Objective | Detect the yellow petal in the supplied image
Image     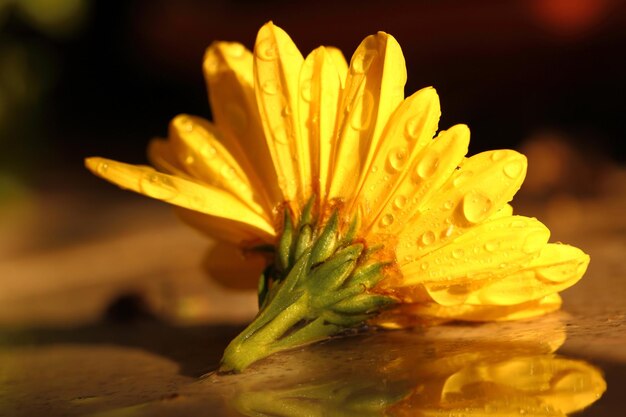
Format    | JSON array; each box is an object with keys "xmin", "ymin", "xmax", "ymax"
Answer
[
  {"xmin": 203, "ymin": 41, "xmax": 281, "ymax": 209},
  {"xmin": 395, "ymin": 149, "xmax": 528, "ymax": 263},
  {"xmin": 353, "ymin": 87, "xmax": 440, "ymax": 226},
  {"xmin": 464, "ymin": 244, "xmax": 589, "ymax": 306},
  {"xmin": 406, "ymin": 293, "xmax": 563, "ymax": 322},
  {"xmin": 254, "ymin": 22, "xmax": 306, "ymax": 210},
  {"xmin": 365, "ymin": 123, "xmax": 468, "ymax": 238},
  {"xmin": 298, "ymin": 46, "xmax": 342, "ymax": 203},
  {"xmin": 394, "ymin": 215, "xmax": 550, "ymax": 299},
  {"xmin": 147, "ymin": 138, "xmax": 189, "ymax": 178},
  {"xmin": 168, "ymin": 114, "xmax": 267, "ymax": 217},
  {"xmin": 328, "ymin": 32, "xmax": 407, "ymax": 203},
  {"xmin": 324, "ymin": 46, "xmax": 348, "ymax": 87},
  {"xmin": 204, "ymin": 242, "xmax": 268, "ymax": 290},
  {"xmin": 85, "ymin": 157, "xmax": 275, "ymax": 239},
  {"xmin": 176, "ymin": 208, "xmax": 274, "ymax": 245},
  {"xmin": 490, "ymin": 202, "xmax": 514, "ymax": 219}
]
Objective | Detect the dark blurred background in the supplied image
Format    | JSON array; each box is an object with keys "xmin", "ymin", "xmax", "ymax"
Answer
[{"xmin": 1, "ymin": 0, "xmax": 625, "ymax": 198}]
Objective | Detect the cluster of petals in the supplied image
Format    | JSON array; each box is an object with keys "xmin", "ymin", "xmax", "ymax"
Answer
[{"xmin": 86, "ymin": 22, "xmax": 589, "ymax": 323}]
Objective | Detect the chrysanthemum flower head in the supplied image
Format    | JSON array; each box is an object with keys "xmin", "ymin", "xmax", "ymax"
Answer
[{"xmin": 86, "ymin": 22, "xmax": 589, "ymax": 372}]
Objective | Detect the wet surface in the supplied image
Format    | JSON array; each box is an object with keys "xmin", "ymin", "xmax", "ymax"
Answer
[{"xmin": 0, "ymin": 308, "xmax": 623, "ymax": 416}]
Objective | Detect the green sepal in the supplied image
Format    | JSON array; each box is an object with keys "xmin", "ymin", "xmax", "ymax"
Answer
[
  {"xmin": 332, "ymin": 294, "xmax": 395, "ymax": 315},
  {"xmin": 310, "ymin": 211, "xmax": 339, "ymax": 265},
  {"xmin": 347, "ymin": 262, "xmax": 388, "ymax": 288},
  {"xmin": 277, "ymin": 211, "xmax": 293, "ymax": 272},
  {"xmin": 219, "ymin": 209, "xmax": 397, "ymax": 373}
]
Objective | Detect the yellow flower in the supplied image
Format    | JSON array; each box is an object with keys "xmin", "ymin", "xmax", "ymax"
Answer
[{"xmin": 85, "ymin": 22, "xmax": 589, "ymax": 371}]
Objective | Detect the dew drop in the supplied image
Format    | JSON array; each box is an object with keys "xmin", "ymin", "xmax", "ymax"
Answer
[
  {"xmin": 484, "ymin": 241, "xmax": 498, "ymax": 252},
  {"xmin": 97, "ymin": 162, "xmax": 108, "ymax": 174},
  {"xmin": 204, "ymin": 55, "xmax": 220, "ymax": 76},
  {"xmin": 452, "ymin": 248, "xmax": 464, "ymax": 259},
  {"xmin": 139, "ymin": 173, "xmax": 178, "ymax": 201},
  {"xmin": 350, "ymin": 91, "xmax": 374, "ymax": 131},
  {"xmin": 420, "ymin": 262, "xmax": 429, "ymax": 271},
  {"xmin": 461, "ymin": 191, "xmax": 493, "ymax": 224},
  {"xmin": 184, "ymin": 155, "xmax": 194, "ymax": 165},
  {"xmin": 272, "ymin": 124, "xmax": 290, "ymax": 144},
  {"xmin": 370, "ymin": 165, "xmax": 379, "ymax": 173},
  {"xmin": 221, "ymin": 165, "xmax": 235, "ymax": 179},
  {"xmin": 380, "ymin": 213, "xmax": 394, "ymax": 227},
  {"xmin": 404, "ymin": 116, "xmax": 424, "ymax": 140},
  {"xmin": 420, "ymin": 230, "xmax": 436, "ymax": 246},
  {"xmin": 201, "ymin": 146, "xmax": 217, "ymax": 159},
  {"xmin": 443, "ymin": 200, "xmax": 454, "ymax": 210},
  {"xmin": 393, "ymin": 195, "xmax": 407, "ymax": 209},
  {"xmin": 227, "ymin": 43, "xmax": 246, "ymax": 58},
  {"xmin": 491, "ymin": 150, "xmax": 506, "ymax": 161},
  {"xmin": 522, "ymin": 230, "xmax": 548, "ymax": 254},
  {"xmin": 503, "ymin": 159, "xmax": 523, "ymax": 179},
  {"xmin": 416, "ymin": 152, "xmax": 439, "ymax": 179},
  {"xmin": 281, "ymin": 105, "xmax": 292, "ymax": 117},
  {"xmin": 256, "ymin": 39, "xmax": 277, "ymax": 61},
  {"xmin": 300, "ymin": 79, "xmax": 312, "ymax": 102},
  {"xmin": 351, "ymin": 50, "xmax": 377, "ymax": 74},
  {"xmin": 178, "ymin": 116, "xmax": 194, "ymax": 132},
  {"xmin": 261, "ymin": 79, "xmax": 279, "ymax": 95},
  {"xmin": 453, "ymin": 171, "xmax": 473, "ymax": 187},
  {"xmin": 511, "ymin": 219, "xmax": 527, "ymax": 228},
  {"xmin": 387, "ymin": 146, "xmax": 408, "ymax": 171}
]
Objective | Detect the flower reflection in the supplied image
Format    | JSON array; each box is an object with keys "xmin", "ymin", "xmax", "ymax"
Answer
[
  {"xmin": 228, "ymin": 319, "xmax": 605, "ymax": 417},
  {"xmin": 91, "ymin": 319, "xmax": 606, "ymax": 417}
]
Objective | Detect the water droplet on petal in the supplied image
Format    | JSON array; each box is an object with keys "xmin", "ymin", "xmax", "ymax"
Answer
[
  {"xmin": 421, "ymin": 262, "xmax": 429, "ymax": 271},
  {"xmin": 139, "ymin": 173, "xmax": 179, "ymax": 201},
  {"xmin": 462, "ymin": 191, "xmax": 493, "ymax": 224},
  {"xmin": 204, "ymin": 55, "xmax": 220, "ymax": 76},
  {"xmin": 351, "ymin": 50, "xmax": 377, "ymax": 74},
  {"xmin": 387, "ymin": 146, "xmax": 408, "ymax": 171},
  {"xmin": 178, "ymin": 116, "xmax": 194, "ymax": 132},
  {"xmin": 221, "ymin": 165, "xmax": 235, "ymax": 179},
  {"xmin": 522, "ymin": 230, "xmax": 548, "ymax": 254},
  {"xmin": 511, "ymin": 219, "xmax": 527, "ymax": 228},
  {"xmin": 484, "ymin": 241, "xmax": 498, "ymax": 252},
  {"xmin": 420, "ymin": 230, "xmax": 436, "ymax": 246},
  {"xmin": 184, "ymin": 155, "xmax": 194, "ymax": 165},
  {"xmin": 272, "ymin": 124, "xmax": 290, "ymax": 144},
  {"xmin": 261, "ymin": 79, "xmax": 279, "ymax": 95},
  {"xmin": 404, "ymin": 116, "xmax": 424, "ymax": 140},
  {"xmin": 453, "ymin": 171, "xmax": 473, "ymax": 187},
  {"xmin": 443, "ymin": 200, "xmax": 454, "ymax": 210},
  {"xmin": 97, "ymin": 162, "xmax": 108, "ymax": 174},
  {"xmin": 380, "ymin": 213, "xmax": 394, "ymax": 227},
  {"xmin": 393, "ymin": 195, "xmax": 407, "ymax": 209},
  {"xmin": 300, "ymin": 78, "xmax": 312, "ymax": 102},
  {"xmin": 201, "ymin": 145, "xmax": 217, "ymax": 159},
  {"xmin": 256, "ymin": 39, "xmax": 277, "ymax": 61},
  {"xmin": 503, "ymin": 159, "xmax": 523, "ymax": 178},
  {"xmin": 370, "ymin": 165, "xmax": 378, "ymax": 173},
  {"xmin": 416, "ymin": 152, "xmax": 439, "ymax": 179},
  {"xmin": 281, "ymin": 105, "xmax": 292, "ymax": 117},
  {"xmin": 350, "ymin": 91, "xmax": 374, "ymax": 131},
  {"xmin": 227, "ymin": 43, "xmax": 246, "ymax": 58},
  {"xmin": 452, "ymin": 248, "xmax": 464, "ymax": 259},
  {"xmin": 490, "ymin": 150, "xmax": 506, "ymax": 161}
]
